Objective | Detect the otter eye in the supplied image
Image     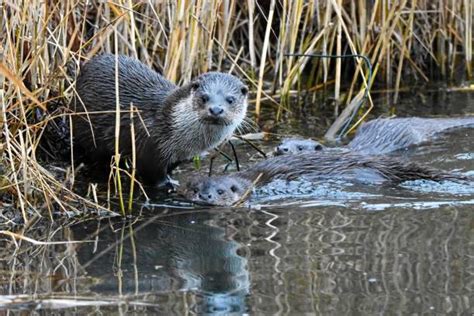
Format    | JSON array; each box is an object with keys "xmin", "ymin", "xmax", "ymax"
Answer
[
  {"xmin": 315, "ymin": 144, "xmax": 323, "ymax": 151},
  {"xmin": 201, "ymin": 94, "xmax": 210, "ymax": 103},
  {"xmin": 230, "ymin": 185, "xmax": 238, "ymax": 193},
  {"xmin": 226, "ymin": 96, "xmax": 235, "ymax": 104},
  {"xmin": 241, "ymin": 86, "xmax": 248, "ymax": 95},
  {"xmin": 192, "ymin": 82, "xmax": 200, "ymax": 90},
  {"xmin": 297, "ymin": 146, "xmax": 303, "ymax": 151},
  {"xmin": 217, "ymin": 189, "xmax": 224, "ymax": 195}
]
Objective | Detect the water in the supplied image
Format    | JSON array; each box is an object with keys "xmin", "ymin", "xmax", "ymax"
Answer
[{"xmin": 0, "ymin": 89, "xmax": 473, "ymax": 314}]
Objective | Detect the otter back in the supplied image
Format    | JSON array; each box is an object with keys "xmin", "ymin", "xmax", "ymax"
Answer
[
  {"xmin": 71, "ymin": 54, "xmax": 176, "ymax": 162},
  {"xmin": 349, "ymin": 117, "xmax": 474, "ymax": 154}
]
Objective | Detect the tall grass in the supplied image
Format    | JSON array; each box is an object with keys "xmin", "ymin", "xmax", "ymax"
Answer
[{"xmin": 0, "ymin": 0, "xmax": 472, "ymax": 218}]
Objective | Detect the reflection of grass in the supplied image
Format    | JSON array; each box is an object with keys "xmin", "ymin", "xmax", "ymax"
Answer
[{"xmin": 1, "ymin": 1, "xmax": 472, "ymax": 219}]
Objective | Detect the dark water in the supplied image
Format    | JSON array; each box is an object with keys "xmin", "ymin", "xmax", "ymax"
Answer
[{"xmin": 1, "ymin": 90, "xmax": 473, "ymax": 314}]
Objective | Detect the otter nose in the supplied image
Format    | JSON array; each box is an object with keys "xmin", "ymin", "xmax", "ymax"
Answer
[
  {"xmin": 199, "ymin": 193, "xmax": 213, "ymax": 201},
  {"xmin": 276, "ymin": 146, "xmax": 289, "ymax": 154},
  {"xmin": 209, "ymin": 106, "xmax": 224, "ymax": 117}
]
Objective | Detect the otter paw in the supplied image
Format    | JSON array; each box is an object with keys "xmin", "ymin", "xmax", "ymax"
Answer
[{"xmin": 157, "ymin": 176, "xmax": 180, "ymax": 193}]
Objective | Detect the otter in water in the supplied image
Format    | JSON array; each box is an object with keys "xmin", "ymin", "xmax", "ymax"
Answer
[
  {"xmin": 182, "ymin": 151, "xmax": 465, "ymax": 206},
  {"xmin": 275, "ymin": 116, "xmax": 474, "ymax": 156},
  {"xmin": 274, "ymin": 138, "xmax": 324, "ymax": 155},
  {"xmin": 71, "ymin": 54, "xmax": 248, "ymax": 186},
  {"xmin": 348, "ymin": 116, "xmax": 474, "ymax": 154}
]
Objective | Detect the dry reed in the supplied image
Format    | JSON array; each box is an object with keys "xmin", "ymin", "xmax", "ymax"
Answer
[{"xmin": 0, "ymin": 0, "xmax": 472, "ymax": 219}]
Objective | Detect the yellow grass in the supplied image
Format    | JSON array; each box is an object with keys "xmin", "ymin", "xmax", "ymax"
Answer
[{"xmin": 0, "ymin": 0, "xmax": 472, "ymax": 219}]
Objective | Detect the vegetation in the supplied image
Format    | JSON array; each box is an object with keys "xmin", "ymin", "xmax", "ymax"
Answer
[{"xmin": 0, "ymin": 0, "xmax": 472, "ymax": 220}]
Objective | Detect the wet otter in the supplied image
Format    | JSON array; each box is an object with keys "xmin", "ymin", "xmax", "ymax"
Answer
[
  {"xmin": 274, "ymin": 138, "xmax": 324, "ymax": 155},
  {"xmin": 349, "ymin": 116, "xmax": 474, "ymax": 154},
  {"xmin": 275, "ymin": 117, "xmax": 474, "ymax": 156},
  {"xmin": 184, "ymin": 175, "xmax": 253, "ymax": 206},
  {"xmin": 183, "ymin": 151, "xmax": 466, "ymax": 206},
  {"xmin": 71, "ymin": 54, "xmax": 248, "ymax": 186}
]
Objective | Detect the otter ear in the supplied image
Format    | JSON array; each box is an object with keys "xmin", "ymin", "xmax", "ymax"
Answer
[
  {"xmin": 240, "ymin": 86, "xmax": 248, "ymax": 96},
  {"xmin": 191, "ymin": 81, "xmax": 200, "ymax": 90},
  {"xmin": 230, "ymin": 185, "xmax": 239, "ymax": 193}
]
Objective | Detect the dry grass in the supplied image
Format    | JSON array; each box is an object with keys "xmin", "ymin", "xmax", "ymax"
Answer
[{"xmin": 0, "ymin": 0, "xmax": 472, "ymax": 219}]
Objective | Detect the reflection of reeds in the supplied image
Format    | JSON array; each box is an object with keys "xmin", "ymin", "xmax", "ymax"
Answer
[
  {"xmin": 1, "ymin": 1, "xmax": 472, "ymax": 216},
  {"xmin": 0, "ymin": 205, "xmax": 471, "ymax": 313}
]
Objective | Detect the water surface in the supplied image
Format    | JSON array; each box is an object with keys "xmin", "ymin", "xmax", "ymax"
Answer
[{"xmin": 0, "ymin": 89, "xmax": 473, "ymax": 314}]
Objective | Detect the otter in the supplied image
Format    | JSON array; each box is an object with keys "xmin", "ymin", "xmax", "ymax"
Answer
[
  {"xmin": 71, "ymin": 54, "xmax": 248, "ymax": 186},
  {"xmin": 274, "ymin": 138, "xmax": 325, "ymax": 155},
  {"xmin": 348, "ymin": 116, "xmax": 474, "ymax": 154},
  {"xmin": 275, "ymin": 117, "xmax": 474, "ymax": 156},
  {"xmin": 182, "ymin": 151, "xmax": 466, "ymax": 206},
  {"xmin": 184, "ymin": 175, "xmax": 253, "ymax": 206}
]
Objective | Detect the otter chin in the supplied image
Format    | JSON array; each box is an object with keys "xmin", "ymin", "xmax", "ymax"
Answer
[
  {"xmin": 71, "ymin": 55, "xmax": 248, "ymax": 187},
  {"xmin": 201, "ymin": 117, "xmax": 233, "ymax": 126}
]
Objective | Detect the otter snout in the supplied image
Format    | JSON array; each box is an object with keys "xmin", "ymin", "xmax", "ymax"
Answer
[
  {"xmin": 204, "ymin": 93, "xmax": 230, "ymax": 118},
  {"xmin": 209, "ymin": 105, "xmax": 224, "ymax": 117},
  {"xmin": 199, "ymin": 193, "xmax": 214, "ymax": 201},
  {"xmin": 275, "ymin": 146, "xmax": 290, "ymax": 155}
]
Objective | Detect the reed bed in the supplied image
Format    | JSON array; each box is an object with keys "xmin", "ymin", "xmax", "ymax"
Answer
[{"xmin": 0, "ymin": 0, "xmax": 472, "ymax": 219}]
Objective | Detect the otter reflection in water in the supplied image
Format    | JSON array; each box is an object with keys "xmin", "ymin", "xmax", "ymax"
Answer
[
  {"xmin": 275, "ymin": 116, "xmax": 474, "ymax": 156},
  {"xmin": 182, "ymin": 151, "xmax": 466, "ymax": 206},
  {"xmin": 73, "ymin": 213, "xmax": 249, "ymax": 313}
]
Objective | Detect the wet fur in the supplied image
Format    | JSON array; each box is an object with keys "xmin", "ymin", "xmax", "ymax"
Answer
[
  {"xmin": 276, "ymin": 117, "xmax": 474, "ymax": 156},
  {"xmin": 241, "ymin": 151, "xmax": 466, "ymax": 184},
  {"xmin": 350, "ymin": 117, "xmax": 474, "ymax": 154},
  {"xmin": 71, "ymin": 54, "xmax": 247, "ymax": 185},
  {"xmin": 184, "ymin": 151, "xmax": 466, "ymax": 205}
]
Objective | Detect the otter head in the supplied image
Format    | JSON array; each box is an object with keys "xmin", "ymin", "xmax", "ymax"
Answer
[
  {"xmin": 190, "ymin": 72, "xmax": 248, "ymax": 128},
  {"xmin": 274, "ymin": 138, "xmax": 324, "ymax": 155},
  {"xmin": 182, "ymin": 175, "xmax": 251, "ymax": 206}
]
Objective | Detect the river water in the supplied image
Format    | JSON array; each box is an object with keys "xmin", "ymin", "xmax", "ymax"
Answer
[{"xmin": 0, "ymin": 89, "xmax": 473, "ymax": 314}]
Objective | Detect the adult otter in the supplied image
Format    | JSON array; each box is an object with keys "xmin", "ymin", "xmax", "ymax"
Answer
[
  {"xmin": 71, "ymin": 54, "xmax": 248, "ymax": 186},
  {"xmin": 182, "ymin": 151, "xmax": 466, "ymax": 206},
  {"xmin": 275, "ymin": 117, "xmax": 474, "ymax": 156}
]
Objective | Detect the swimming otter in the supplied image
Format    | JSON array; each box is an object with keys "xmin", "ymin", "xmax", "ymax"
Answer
[
  {"xmin": 275, "ymin": 117, "xmax": 474, "ymax": 156},
  {"xmin": 274, "ymin": 138, "xmax": 325, "ymax": 155},
  {"xmin": 182, "ymin": 151, "xmax": 466, "ymax": 206},
  {"xmin": 71, "ymin": 54, "xmax": 248, "ymax": 186},
  {"xmin": 349, "ymin": 116, "xmax": 474, "ymax": 154}
]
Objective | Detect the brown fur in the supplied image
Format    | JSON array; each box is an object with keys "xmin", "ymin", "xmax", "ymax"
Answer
[
  {"xmin": 276, "ymin": 117, "xmax": 474, "ymax": 155},
  {"xmin": 71, "ymin": 54, "xmax": 248, "ymax": 185},
  {"xmin": 182, "ymin": 151, "xmax": 467, "ymax": 206}
]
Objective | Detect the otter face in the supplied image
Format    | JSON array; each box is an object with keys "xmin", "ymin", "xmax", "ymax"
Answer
[
  {"xmin": 191, "ymin": 72, "xmax": 248, "ymax": 127},
  {"xmin": 275, "ymin": 138, "xmax": 324, "ymax": 155},
  {"xmin": 182, "ymin": 175, "xmax": 250, "ymax": 206}
]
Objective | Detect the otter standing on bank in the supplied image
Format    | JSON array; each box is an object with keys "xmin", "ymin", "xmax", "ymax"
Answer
[
  {"xmin": 182, "ymin": 151, "xmax": 466, "ymax": 206},
  {"xmin": 71, "ymin": 54, "xmax": 248, "ymax": 186}
]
